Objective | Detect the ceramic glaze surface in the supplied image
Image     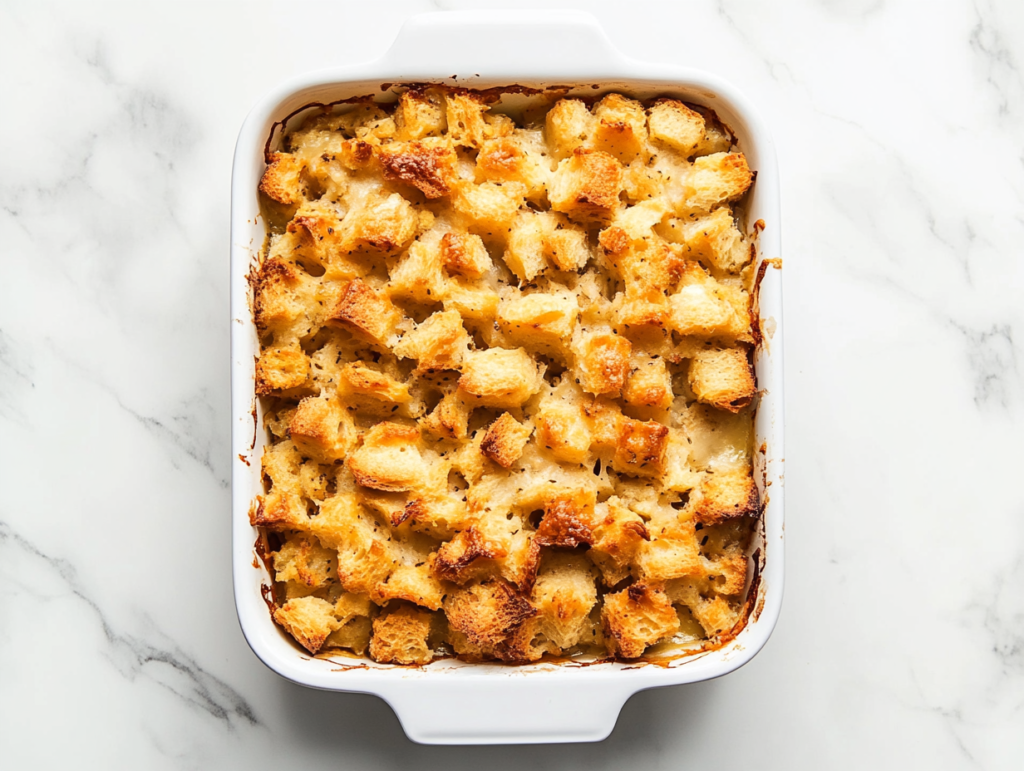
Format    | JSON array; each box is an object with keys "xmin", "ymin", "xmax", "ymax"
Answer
[{"xmin": 1, "ymin": 0, "xmax": 1021, "ymax": 766}]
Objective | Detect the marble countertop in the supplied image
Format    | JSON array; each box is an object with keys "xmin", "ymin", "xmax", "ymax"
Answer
[{"xmin": 2, "ymin": 0, "xmax": 1021, "ymax": 767}]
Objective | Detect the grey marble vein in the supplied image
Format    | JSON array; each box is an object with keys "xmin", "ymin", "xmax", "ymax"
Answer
[{"xmin": 0, "ymin": 520, "xmax": 260, "ymax": 730}]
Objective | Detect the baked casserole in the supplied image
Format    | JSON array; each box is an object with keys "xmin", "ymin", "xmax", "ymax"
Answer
[{"xmin": 250, "ymin": 86, "xmax": 761, "ymax": 665}]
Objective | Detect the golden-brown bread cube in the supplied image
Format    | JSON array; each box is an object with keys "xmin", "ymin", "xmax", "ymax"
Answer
[
  {"xmin": 677, "ymin": 207, "xmax": 751, "ymax": 272},
  {"xmin": 372, "ymin": 563, "xmax": 446, "ymax": 611},
  {"xmin": 393, "ymin": 310, "xmax": 471, "ymax": 373},
  {"xmin": 666, "ymin": 579, "xmax": 738, "ymax": 635},
  {"xmin": 251, "ymin": 441, "xmax": 310, "ymax": 531},
  {"xmin": 601, "ymin": 583, "xmax": 679, "ymax": 658},
  {"xmin": 530, "ymin": 552, "xmax": 599, "ymax": 649},
  {"xmin": 636, "ymin": 521, "xmax": 704, "ymax": 582},
  {"xmin": 544, "ymin": 223, "xmax": 591, "ymax": 272},
  {"xmin": 685, "ymin": 152, "xmax": 753, "ymax": 210},
  {"xmin": 688, "ymin": 348, "xmax": 756, "ymax": 412},
  {"xmin": 574, "ymin": 331, "xmax": 632, "ymax": 396},
  {"xmin": 613, "ymin": 418, "xmax": 670, "ymax": 477},
  {"xmin": 387, "ymin": 233, "xmax": 449, "ymax": 304},
  {"xmin": 259, "ymin": 152, "xmax": 304, "ymax": 205},
  {"xmin": 457, "ymin": 347, "xmax": 544, "ymax": 408},
  {"xmin": 432, "ymin": 526, "xmax": 500, "ymax": 584},
  {"xmin": 324, "ymin": 616, "xmax": 373, "ymax": 655},
  {"xmin": 669, "ymin": 262, "xmax": 750, "ymax": 340},
  {"xmin": 369, "ymin": 604, "xmax": 436, "ymax": 665},
  {"xmin": 421, "ymin": 391, "xmax": 471, "ymax": 441},
  {"xmin": 321, "ymin": 593, "xmax": 375, "ymax": 654},
  {"xmin": 347, "ymin": 422, "xmax": 429, "ymax": 493},
  {"xmin": 545, "ymin": 98, "xmax": 594, "ymax": 158},
  {"xmin": 451, "ymin": 180, "xmax": 525, "ymax": 235},
  {"xmin": 622, "ymin": 353, "xmax": 673, "ymax": 408},
  {"xmin": 582, "ymin": 397, "xmax": 625, "ymax": 451},
  {"xmin": 504, "ymin": 210, "xmax": 548, "ymax": 281},
  {"xmin": 338, "ymin": 363, "xmax": 411, "ymax": 405},
  {"xmin": 588, "ymin": 497, "xmax": 650, "ymax": 586},
  {"xmin": 445, "ymin": 92, "xmax": 512, "ymax": 149},
  {"xmin": 497, "ymin": 290, "xmax": 578, "ymax": 361},
  {"xmin": 475, "ymin": 134, "xmax": 551, "ymax": 199},
  {"xmin": 549, "ymin": 150, "xmax": 623, "ymax": 224},
  {"xmin": 647, "ymin": 100, "xmax": 706, "ymax": 156},
  {"xmin": 480, "ymin": 412, "xmax": 532, "ymax": 468},
  {"xmin": 273, "ymin": 534, "xmax": 337, "ymax": 589},
  {"xmin": 534, "ymin": 488, "xmax": 596, "ymax": 548},
  {"xmin": 535, "ymin": 392, "xmax": 592, "ymax": 465},
  {"xmin": 287, "ymin": 395, "xmax": 356, "ymax": 463},
  {"xmin": 443, "ymin": 278, "xmax": 501, "ymax": 321},
  {"xmin": 377, "ymin": 138, "xmax": 457, "ymax": 199},
  {"xmin": 444, "ymin": 580, "xmax": 537, "ymax": 650},
  {"xmin": 309, "ymin": 493, "xmax": 395, "ymax": 595},
  {"xmin": 694, "ymin": 466, "xmax": 760, "ymax": 525},
  {"xmin": 325, "ymin": 278, "xmax": 403, "ymax": 347},
  {"xmin": 394, "ymin": 89, "xmax": 446, "ymax": 140},
  {"xmin": 255, "ymin": 345, "xmax": 310, "ymax": 396},
  {"xmin": 341, "ymin": 191, "xmax": 420, "ymax": 253},
  {"xmin": 590, "ymin": 93, "xmax": 648, "ymax": 163},
  {"xmin": 252, "ymin": 256, "xmax": 317, "ymax": 337},
  {"xmin": 705, "ymin": 552, "xmax": 749, "ymax": 597},
  {"xmin": 440, "ymin": 231, "xmax": 492, "ymax": 279},
  {"xmin": 274, "ymin": 597, "xmax": 340, "ymax": 654},
  {"xmin": 505, "ymin": 210, "xmax": 591, "ymax": 282}
]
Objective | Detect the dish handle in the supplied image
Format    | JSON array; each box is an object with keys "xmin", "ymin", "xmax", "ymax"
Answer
[
  {"xmin": 376, "ymin": 10, "xmax": 627, "ymax": 78},
  {"xmin": 377, "ymin": 677, "xmax": 636, "ymax": 745}
]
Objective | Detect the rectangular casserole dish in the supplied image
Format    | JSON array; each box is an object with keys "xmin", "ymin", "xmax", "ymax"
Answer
[{"xmin": 231, "ymin": 10, "xmax": 784, "ymax": 745}]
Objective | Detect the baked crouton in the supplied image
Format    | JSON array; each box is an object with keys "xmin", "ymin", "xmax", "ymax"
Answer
[
  {"xmin": 685, "ymin": 152, "xmax": 753, "ymax": 210},
  {"xmin": 393, "ymin": 310, "xmax": 471, "ymax": 373},
  {"xmin": 340, "ymin": 191, "xmax": 420, "ymax": 252},
  {"xmin": 497, "ymin": 290, "xmax": 578, "ymax": 362},
  {"xmin": 669, "ymin": 262, "xmax": 750, "ymax": 340},
  {"xmin": 613, "ymin": 418, "xmax": 670, "ymax": 477},
  {"xmin": 394, "ymin": 89, "xmax": 446, "ymax": 140},
  {"xmin": 458, "ymin": 348, "xmax": 544, "ymax": 408},
  {"xmin": 325, "ymin": 279, "xmax": 402, "ymax": 348},
  {"xmin": 387, "ymin": 234, "xmax": 449, "ymax": 304},
  {"xmin": 549, "ymin": 150, "xmax": 624, "ymax": 224},
  {"xmin": 678, "ymin": 207, "xmax": 751, "ymax": 272},
  {"xmin": 421, "ymin": 392, "xmax": 471, "ymax": 441},
  {"xmin": 444, "ymin": 580, "xmax": 536, "ymax": 652},
  {"xmin": 274, "ymin": 596, "xmax": 340, "ymax": 654},
  {"xmin": 369, "ymin": 604, "xmax": 436, "ymax": 665},
  {"xmin": 347, "ymin": 422, "xmax": 429, "ymax": 493},
  {"xmin": 309, "ymin": 493, "xmax": 394, "ymax": 595},
  {"xmin": 440, "ymin": 230, "xmax": 492, "ymax": 279},
  {"xmin": 274, "ymin": 534, "xmax": 336, "ymax": 590},
  {"xmin": 530, "ymin": 552, "xmax": 599, "ymax": 649},
  {"xmin": 255, "ymin": 346, "xmax": 310, "ymax": 396},
  {"xmin": 372, "ymin": 563, "xmax": 446, "ymax": 611},
  {"xmin": 694, "ymin": 466, "xmax": 760, "ymax": 525},
  {"xmin": 636, "ymin": 521, "xmax": 703, "ymax": 582},
  {"xmin": 377, "ymin": 138, "xmax": 457, "ymax": 199},
  {"xmin": 480, "ymin": 413, "xmax": 532, "ymax": 468},
  {"xmin": 588, "ymin": 497, "xmax": 650, "ymax": 586},
  {"xmin": 688, "ymin": 348, "xmax": 756, "ymax": 412},
  {"xmin": 590, "ymin": 94, "xmax": 648, "ymax": 163},
  {"xmin": 536, "ymin": 391, "xmax": 592, "ymax": 465},
  {"xmin": 535, "ymin": 489, "xmax": 595, "ymax": 548},
  {"xmin": 601, "ymin": 583, "xmax": 680, "ymax": 658},
  {"xmin": 622, "ymin": 353, "xmax": 673, "ymax": 408},
  {"xmin": 288, "ymin": 395, "xmax": 356, "ymax": 463},
  {"xmin": 574, "ymin": 332, "xmax": 632, "ymax": 396},
  {"xmin": 647, "ymin": 100, "xmax": 706, "ymax": 156},
  {"xmin": 451, "ymin": 180, "xmax": 525, "ymax": 234},
  {"xmin": 259, "ymin": 152, "xmax": 304, "ymax": 205},
  {"xmin": 337, "ymin": 363, "xmax": 411, "ymax": 406},
  {"xmin": 545, "ymin": 98, "xmax": 594, "ymax": 158}
]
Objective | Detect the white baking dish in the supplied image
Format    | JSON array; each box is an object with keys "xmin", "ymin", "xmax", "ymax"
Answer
[{"xmin": 231, "ymin": 10, "xmax": 784, "ymax": 745}]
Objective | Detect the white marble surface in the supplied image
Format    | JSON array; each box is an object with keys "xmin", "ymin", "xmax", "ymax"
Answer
[{"xmin": 1, "ymin": 0, "xmax": 1022, "ymax": 766}]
